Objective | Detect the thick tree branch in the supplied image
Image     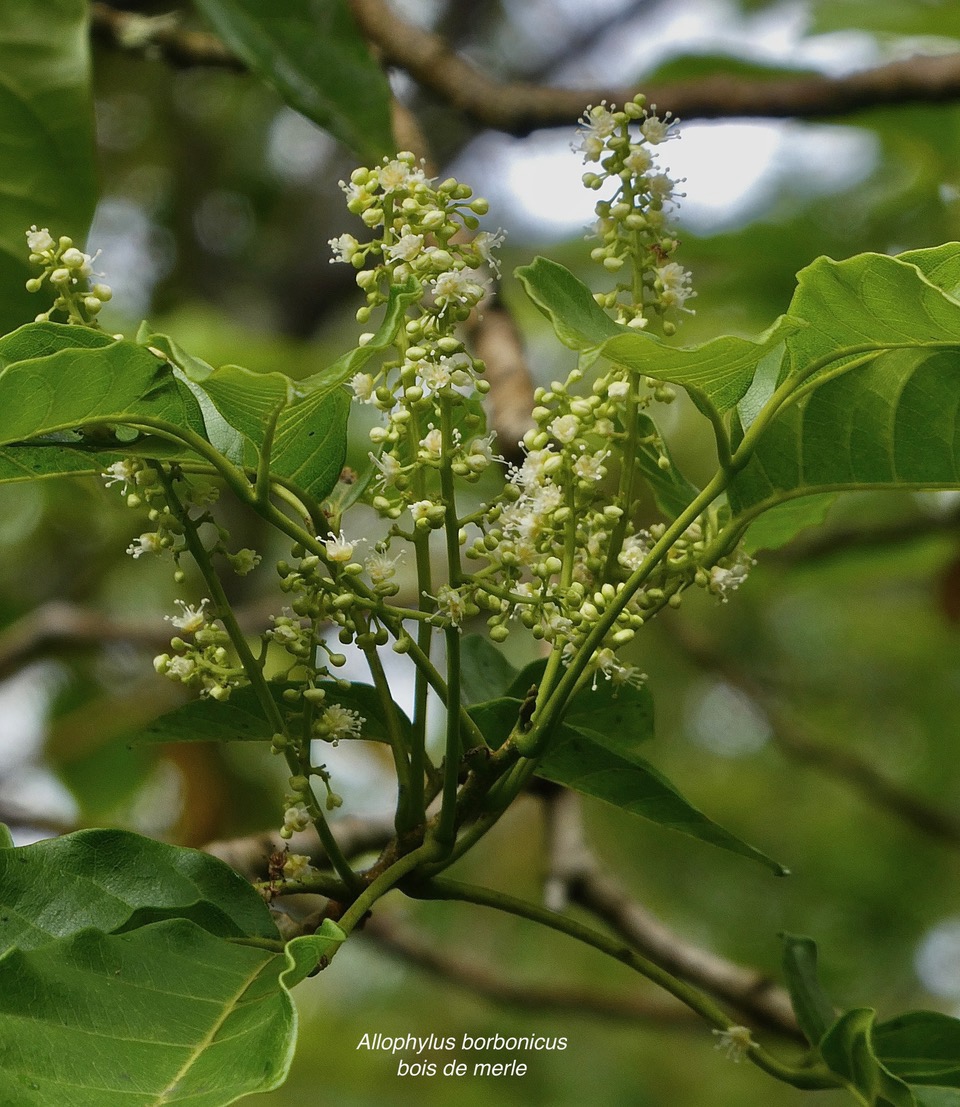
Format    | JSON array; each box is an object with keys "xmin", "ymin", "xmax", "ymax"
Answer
[
  {"xmin": 92, "ymin": 2, "xmax": 960, "ymax": 131},
  {"xmin": 362, "ymin": 912, "xmax": 697, "ymax": 1025},
  {"xmin": 350, "ymin": 0, "xmax": 960, "ymax": 131}
]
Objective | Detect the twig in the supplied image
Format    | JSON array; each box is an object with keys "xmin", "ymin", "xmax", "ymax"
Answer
[
  {"xmin": 362, "ymin": 912, "xmax": 697, "ymax": 1025},
  {"xmin": 670, "ymin": 622, "xmax": 960, "ymax": 848},
  {"xmin": 544, "ymin": 790, "xmax": 802, "ymax": 1039}
]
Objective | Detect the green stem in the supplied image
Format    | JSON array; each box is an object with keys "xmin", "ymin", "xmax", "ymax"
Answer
[
  {"xmin": 157, "ymin": 467, "xmax": 362, "ymax": 893},
  {"xmin": 361, "ymin": 634, "xmax": 420, "ymax": 833},
  {"xmin": 417, "ymin": 878, "xmax": 842, "ymax": 1092},
  {"xmin": 337, "ymin": 841, "xmax": 441, "ymax": 936}
]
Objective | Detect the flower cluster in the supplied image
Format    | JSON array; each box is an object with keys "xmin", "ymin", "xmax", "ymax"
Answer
[
  {"xmin": 25, "ymin": 227, "xmax": 112, "ymax": 327},
  {"xmin": 327, "ymin": 151, "xmax": 511, "ymax": 627},
  {"xmin": 576, "ymin": 96, "xmax": 694, "ymax": 335},
  {"xmin": 153, "ymin": 599, "xmax": 245, "ymax": 701}
]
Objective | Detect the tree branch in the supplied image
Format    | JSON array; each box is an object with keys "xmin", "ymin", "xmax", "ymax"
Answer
[
  {"xmin": 350, "ymin": 0, "xmax": 960, "ymax": 131},
  {"xmin": 92, "ymin": 3, "xmax": 960, "ymax": 135},
  {"xmin": 362, "ymin": 912, "xmax": 697, "ymax": 1025}
]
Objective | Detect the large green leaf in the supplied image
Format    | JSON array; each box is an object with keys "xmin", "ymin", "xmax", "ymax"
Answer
[
  {"xmin": 780, "ymin": 933, "xmax": 836, "ymax": 1046},
  {"xmin": 0, "ymin": 329, "xmax": 207, "ymax": 445},
  {"xmin": 0, "ymin": 829, "xmax": 279, "ymax": 953},
  {"xmin": 515, "ymin": 257, "xmax": 799, "ymax": 416},
  {"xmin": 729, "ymin": 347, "xmax": 960, "ymax": 516},
  {"xmin": 0, "ymin": 919, "xmax": 295, "ymax": 1106},
  {"xmin": 193, "ymin": 0, "xmax": 393, "ymax": 162},
  {"xmin": 0, "ymin": 0, "xmax": 96, "ymax": 333},
  {"xmin": 820, "ymin": 1009, "xmax": 916, "ymax": 1107},
  {"xmin": 782, "ymin": 250, "xmax": 960, "ymax": 380},
  {"xmin": 132, "ymin": 682, "xmax": 409, "ymax": 746},
  {"xmin": 875, "ymin": 1012, "xmax": 960, "ymax": 1088}
]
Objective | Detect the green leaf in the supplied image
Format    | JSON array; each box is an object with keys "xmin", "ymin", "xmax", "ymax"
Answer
[
  {"xmin": 536, "ymin": 725, "xmax": 788, "ymax": 875},
  {"xmin": 299, "ymin": 275, "xmax": 421, "ymax": 393},
  {"xmin": 0, "ymin": 0, "xmax": 96, "ymax": 333},
  {"xmin": 515, "ymin": 256, "xmax": 800, "ymax": 416},
  {"xmin": 0, "ymin": 919, "xmax": 297, "ymax": 1106},
  {"xmin": 0, "ymin": 437, "xmax": 196, "ymax": 485},
  {"xmin": 515, "ymin": 256, "xmax": 623, "ymax": 352},
  {"xmin": 783, "ymin": 250, "xmax": 960, "ymax": 380},
  {"xmin": 460, "ymin": 635, "xmax": 519, "ymax": 706},
  {"xmin": 820, "ymin": 1009, "xmax": 917, "ymax": 1107},
  {"xmin": 0, "ymin": 829, "xmax": 278, "ymax": 953},
  {"xmin": 874, "ymin": 1012, "xmax": 960, "ymax": 1088},
  {"xmin": 912, "ymin": 1090, "xmax": 960, "ymax": 1107},
  {"xmin": 741, "ymin": 492, "xmax": 837, "ymax": 555},
  {"xmin": 0, "ymin": 825, "xmax": 12, "ymax": 850},
  {"xmin": 132, "ymin": 682, "xmax": 408, "ymax": 746},
  {"xmin": 780, "ymin": 933, "xmax": 836, "ymax": 1046},
  {"xmin": 0, "ymin": 330, "xmax": 207, "ymax": 446},
  {"xmin": 468, "ymin": 687, "xmax": 785, "ymax": 874},
  {"xmin": 193, "ymin": 0, "xmax": 393, "ymax": 161}
]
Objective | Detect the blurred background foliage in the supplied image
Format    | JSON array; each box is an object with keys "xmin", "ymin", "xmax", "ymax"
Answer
[{"xmin": 5, "ymin": 1, "xmax": 960, "ymax": 1104}]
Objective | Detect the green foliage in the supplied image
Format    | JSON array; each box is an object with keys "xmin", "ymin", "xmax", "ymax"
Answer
[
  {"xmin": 5, "ymin": 7, "xmax": 960, "ymax": 1107},
  {"xmin": 0, "ymin": 831, "xmax": 344, "ymax": 1106}
]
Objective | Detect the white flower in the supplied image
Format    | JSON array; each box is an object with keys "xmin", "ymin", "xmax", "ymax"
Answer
[
  {"xmin": 102, "ymin": 459, "xmax": 139, "ymax": 494},
  {"xmin": 369, "ymin": 450, "xmax": 402, "ymax": 488},
  {"xmin": 283, "ymin": 802, "xmax": 311, "ymax": 833},
  {"xmin": 549, "ymin": 414, "xmax": 580, "ymax": 445},
  {"xmin": 165, "ymin": 656, "xmax": 197, "ymax": 680},
  {"xmin": 574, "ymin": 103, "xmax": 618, "ymax": 162},
  {"xmin": 323, "ymin": 703, "xmax": 365, "ymax": 744},
  {"xmin": 419, "ymin": 427, "xmax": 444, "ymax": 457},
  {"xmin": 573, "ymin": 450, "xmax": 608, "ymax": 482},
  {"xmin": 712, "ymin": 1026, "xmax": 753, "ymax": 1062},
  {"xmin": 472, "ymin": 229, "xmax": 505, "ymax": 276},
  {"xmin": 365, "ymin": 549, "xmax": 404, "ymax": 583},
  {"xmin": 432, "ymin": 268, "xmax": 489, "ymax": 307},
  {"xmin": 329, "ymin": 233, "xmax": 361, "ymax": 264},
  {"xmin": 26, "ymin": 226, "xmax": 55, "ymax": 253},
  {"xmin": 594, "ymin": 648, "xmax": 646, "ymax": 691},
  {"xmin": 640, "ymin": 112, "xmax": 678, "ymax": 145},
  {"xmin": 283, "ymin": 853, "xmax": 315, "ymax": 881},
  {"xmin": 409, "ymin": 499, "xmax": 434, "ymax": 522},
  {"xmin": 378, "ymin": 158, "xmax": 425, "ymax": 192},
  {"xmin": 325, "ymin": 530, "xmax": 356, "ymax": 563},
  {"xmin": 414, "ymin": 358, "xmax": 452, "ymax": 395},
  {"xmin": 656, "ymin": 262, "xmax": 695, "ymax": 312},
  {"xmin": 607, "ymin": 379, "xmax": 630, "ymax": 400},
  {"xmin": 619, "ymin": 532, "xmax": 652, "ymax": 572},
  {"xmin": 349, "ymin": 372, "xmax": 376, "ymax": 402},
  {"xmin": 126, "ymin": 532, "xmax": 163, "ymax": 559},
  {"xmin": 385, "ymin": 233, "xmax": 424, "ymax": 262},
  {"xmin": 435, "ymin": 584, "xmax": 468, "ymax": 626},
  {"xmin": 623, "ymin": 144, "xmax": 653, "ymax": 175},
  {"xmin": 165, "ymin": 598, "xmax": 210, "ymax": 634},
  {"xmin": 709, "ymin": 558, "xmax": 753, "ymax": 602}
]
